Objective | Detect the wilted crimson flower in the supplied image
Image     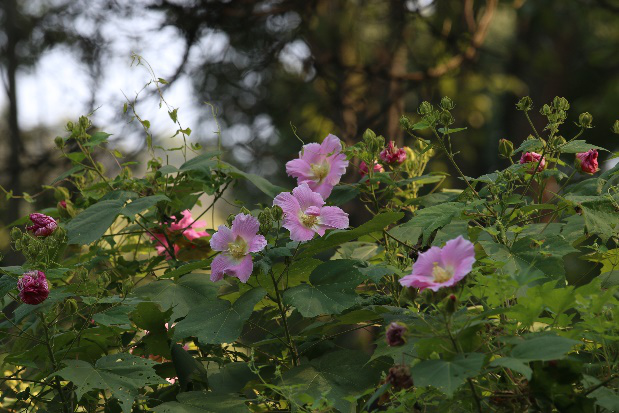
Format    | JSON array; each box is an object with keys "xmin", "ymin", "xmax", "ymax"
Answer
[
  {"xmin": 576, "ymin": 149, "xmax": 599, "ymax": 174},
  {"xmin": 17, "ymin": 270, "xmax": 49, "ymax": 305},
  {"xmin": 359, "ymin": 161, "xmax": 384, "ymax": 177},
  {"xmin": 399, "ymin": 236, "xmax": 475, "ymax": 292},
  {"xmin": 379, "ymin": 141, "xmax": 407, "ymax": 164},
  {"xmin": 386, "ymin": 322, "xmax": 408, "ymax": 347},
  {"xmin": 387, "ymin": 365, "xmax": 414, "ymax": 390},
  {"xmin": 26, "ymin": 213, "xmax": 57, "ymax": 237},
  {"xmin": 58, "ymin": 200, "xmax": 67, "ymax": 209},
  {"xmin": 519, "ymin": 151, "xmax": 546, "ymax": 173}
]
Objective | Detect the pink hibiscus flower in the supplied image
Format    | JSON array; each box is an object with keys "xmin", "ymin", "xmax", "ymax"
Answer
[
  {"xmin": 209, "ymin": 213, "xmax": 267, "ymax": 283},
  {"xmin": 273, "ymin": 183, "xmax": 349, "ymax": 242},
  {"xmin": 399, "ymin": 236, "xmax": 475, "ymax": 292},
  {"xmin": 519, "ymin": 151, "xmax": 546, "ymax": 173},
  {"xmin": 26, "ymin": 213, "xmax": 57, "ymax": 237},
  {"xmin": 151, "ymin": 210, "xmax": 208, "ymax": 259},
  {"xmin": 285, "ymin": 134, "xmax": 349, "ymax": 199},
  {"xmin": 576, "ymin": 149, "xmax": 599, "ymax": 174},
  {"xmin": 380, "ymin": 141, "xmax": 407, "ymax": 164}
]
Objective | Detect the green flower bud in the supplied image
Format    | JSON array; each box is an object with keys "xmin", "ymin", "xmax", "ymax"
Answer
[
  {"xmin": 271, "ymin": 205, "xmax": 283, "ymax": 221},
  {"xmin": 79, "ymin": 116, "xmax": 91, "ymax": 129},
  {"xmin": 10, "ymin": 227, "xmax": 22, "ymax": 241},
  {"xmin": 552, "ymin": 96, "xmax": 570, "ymax": 111},
  {"xmin": 64, "ymin": 298, "xmax": 78, "ymax": 315},
  {"xmin": 516, "ymin": 96, "xmax": 533, "ymax": 111},
  {"xmin": 498, "ymin": 139, "xmax": 514, "ymax": 158},
  {"xmin": 578, "ymin": 112, "xmax": 593, "ymax": 128},
  {"xmin": 54, "ymin": 136, "xmax": 65, "ymax": 149},
  {"xmin": 551, "ymin": 135, "xmax": 566, "ymax": 147},
  {"xmin": 226, "ymin": 214, "xmax": 235, "ymax": 227},
  {"xmin": 439, "ymin": 112, "xmax": 455, "ymax": 126},
  {"xmin": 399, "ymin": 115, "xmax": 412, "ymax": 130},
  {"xmin": 362, "ymin": 128, "xmax": 376, "ymax": 143},
  {"xmin": 66, "ymin": 121, "xmax": 74, "ymax": 131},
  {"xmin": 612, "ymin": 120, "xmax": 619, "ymax": 135},
  {"xmin": 418, "ymin": 101, "xmax": 433, "ymax": 116},
  {"xmin": 540, "ymin": 104, "xmax": 552, "ymax": 116},
  {"xmin": 445, "ymin": 294, "xmax": 458, "ymax": 315},
  {"xmin": 440, "ymin": 96, "xmax": 455, "ymax": 110},
  {"xmin": 258, "ymin": 208, "xmax": 272, "ymax": 225},
  {"xmin": 239, "ymin": 207, "xmax": 251, "ymax": 216}
]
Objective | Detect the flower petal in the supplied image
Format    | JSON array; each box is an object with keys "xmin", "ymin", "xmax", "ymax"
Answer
[
  {"xmin": 286, "ymin": 158, "xmax": 312, "ymax": 181},
  {"xmin": 273, "ymin": 191, "xmax": 301, "ymax": 216},
  {"xmin": 283, "ymin": 219, "xmax": 316, "ymax": 242},
  {"xmin": 410, "ymin": 246, "xmax": 443, "ymax": 278},
  {"xmin": 292, "ymin": 183, "xmax": 324, "ymax": 211},
  {"xmin": 247, "ymin": 234, "xmax": 267, "ymax": 253},
  {"xmin": 209, "ymin": 225, "xmax": 234, "ymax": 252},
  {"xmin": 231, "ymin": 213, "xmax": 260, "ymax": 240},
  {"xmin": 440, "ymin": 236, "xmax": 475, "ymax": 280},
  {"xmin": 299, "ymin": 142, "xmax": 323, "ymax": 164},
  {"xmin": 210, "ymin": 254, "xmax": 228, "ymax": 282},
  {"xmin": 319, "ymin": 206, "xmax": 349, "ymax": 229},
  {"xmin": 320, "ymin": 134, "xmax": 343, "ymax": 155}
]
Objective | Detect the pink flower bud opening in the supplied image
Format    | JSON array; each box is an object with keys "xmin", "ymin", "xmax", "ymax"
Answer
[
  {"xmin": 519, "ymin": 151, "xmax": 546, "ymax": 173},
  {"xmin": 17, "ymin": 270, "xmax": 49, "ymax": 305},
  {"xmin": 26, "ymin": 213, "xmax": 57, "ymax": 237},
  {"xmin": 576, "ymin": 149, "xmax": 599, "ymax": 174},
  {"xmin": 379, "ymin": 141, "xmax": 407, "ymax": 164}
]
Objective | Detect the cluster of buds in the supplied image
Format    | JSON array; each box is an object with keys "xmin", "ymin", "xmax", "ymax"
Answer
[
  {"xmin": 11, "ymin": 213, "xmax": 67, "ymax": 266},
  {"xmin": 258, "ymin": 206, "xmax": 282, "ymax": 234}
]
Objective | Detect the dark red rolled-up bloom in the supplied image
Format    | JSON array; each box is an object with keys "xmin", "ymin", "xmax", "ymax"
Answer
[
  {"xmin": 386, "ymin": 322, "xmax": 408, "ymax": 347},
  {"xmin": 380, "ymin": 141, "xmax": 407, "ymax": 164},
  {"xmin": 26, "ymin": 213, "xmax": 57, "ymax": 237},
  {"xmin": 17, "ymin": 270, "xmax": 49, "ymax": 305},
  {"xmin": 576, "ymin": 149, "xmax": 599, "ymax": 174}
]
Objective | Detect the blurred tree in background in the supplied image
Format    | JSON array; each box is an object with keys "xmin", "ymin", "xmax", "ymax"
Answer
[{"xmin": 1, "ymin": 0, "xmax": 619, "ymax": 229}]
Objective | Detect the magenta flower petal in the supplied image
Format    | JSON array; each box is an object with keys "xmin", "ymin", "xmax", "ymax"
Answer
[
  {"xmin": 292, "ymin": 184, "xmax": 325, "ymax": 210},
  {"xmin": 440, "ymin": 236, "xmax": 476, "ymax": 278},
  {"xmin": 319, "ymin": 206, "xmax": 349, "ymax": 229},
  {"xmin": 273, "ymin": 192, "xmax": 302, "ymax": 216},
  {"xmin": 231, "ymin": 213, "xmax": 260, "ymax": 240},
  {"xmin": 576, "ymin": 149, "xmax": 599, "ymax": 174},
  {"xmin": 210, "ymin": 254, "xmax": 254, "ymax": 283},
  {"xmin": 409, "ymin": 246, "xmax": 443, "ymax": 278},
  {"xmin": 247, "ymin": 235, "xmax": 267, "ymax": 253},
  {"xmin": 283, "ymin": 219, "xmax": 316, "ymax": 242},
  {"xmin": 26, "ymin": 213, "xmax": 57, "ymax": 237},
  {"xmin": 286, "ymin": 158, "xmax": 312, "ymax": 181},
  {"xmin": 209, "ymin": 225, "xmax": 235, "ymax": 251},
  {"xmin": 17, "ymin": 270, "xmax": 49, "ymax": 305}
]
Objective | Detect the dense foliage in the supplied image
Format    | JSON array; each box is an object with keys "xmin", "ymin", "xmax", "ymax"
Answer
[{"xmin": 2, "ymin": 89, "xmax": 619, "ymax": 412}]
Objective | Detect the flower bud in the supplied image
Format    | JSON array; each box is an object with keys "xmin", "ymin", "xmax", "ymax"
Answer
[
  {"xmin": 519, "ymin": 152, "xmax": 546, "ymax": 173},
  {"xmin": 66, "ymin": 121, "xmax": 74, "ymax": 131},
  {"xmin": 540, "ymin": 104, "xmax": 552, "ymax": 116},
  {"xmin": 552, "ymin": 96, "xmax": 570, "ymax": 111},
  {"xmin": 380, "ymin": 142, "xmax": 407, "ymax": 164},
  {"xmin": 516, "ymin": 96, "xmax": 533, "ymax": 111},
  {"xmin": 359, "ymin": 161, "xmax": 384, "ymax": 177},
  {"xmin": 17, "ymin": 270, "xmax": 49, "ymax": 305},
  {"xmin": 387, "ymin": 365, "xmax": 414, "ymax": 390},
  {"xmin": 386, "ymin": 322, "xmax": 408, "ymax": 347},
  {"xmin": 64, "ymin": 298, "xmax": 78, "ymax": 314},
  {"xmin": 271, "ymin": 205, "xmax": 283, "ymax": 221},
  {"xmin": 498, "ymin": 139, "xmax": 514, "ymax": 158},
  {"xmin": 575, "ymin": 150, "xmax": 599, "ymax": 174},
  {"xmin": 226, "ymin": 214, "xmax": 235, "ymax": 227},
  {"xmin": 362, "ymin": 128, "xmax": 376, "ymax": 143},
  {"xmin": 439, "ymin": 111, "xmax": 455, "ymax": 126},
  {"xmin": 54, "ymin": 136, "xmax": 65, "ymax": 149},
  {"xmin": 612, "ymin": 120, "xmax": 619, "ymax": 135},
  {"xmin": 418, "ymin": 101, "xmax": 433, "ymax": 116},
  {"xmin": 440, "ymin": 96, "xmax": 455, "ymax": 110},
  {"xmin": 551, "ymin": 135, "xmax": 566, "ymax": 147},
  {"xmin": 578, "ymin": 112, "xmax": 593, "ymax": 129},
  {"xmin": 445, "ymin": 294, "xmax": 458, "ymax": 315},
  {"xmin": 10, "ymin": 227, "xmax": 22, "ymax": 241},
  {"xmin": 399, "ymin": 115, "xmax": 412, "ymax": 130}
]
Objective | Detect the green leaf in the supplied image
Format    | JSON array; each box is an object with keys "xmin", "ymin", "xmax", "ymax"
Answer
[
  {"xmin": 283, "ymin": 260, "xmax": 363, "ymax": 317},
  {"xmin": 514, "ymin": 139, "xmax": 544, "ymax": 154},
  {"xmin": 121, "ymin": 195, "xmax": 170, "ymax": 221},
  {"xmin": 173, "ymin": 287, "xmax": 265, "ymax": 344},
  {"xmin": 170, "ymin": 344, "xmax": 206, "ymax": 391},
  {"xmin": 0, "ymin": 275, "xmax": 16, "ymax": 298},
  {"xmin": 220, "ymin": 161, "xmax": 287, "ymax": 198},
  {"xmin": 566, "ymin": 195, "xmax": 619, "ymax": 241},
  {"xmin": 153, "ymin": 392, "xmax": 248, "ymax": 413},
  {"xmin": 133, "ymin": 273, "xmax": 221, "ymax": 321},
  {"xmin": 66, "ymin": 200, "xmax": 125, "ymax": 245},
  {"xmin": 208, "ymin": 362, "xmax": 257, "ymax": 393},
  {"xmin": 179, "ymin": 151, "xmax": 221, "ymax": 174},
  {"xmin": 51, "ymin": 164, "xmax": 85, "ymax": 184},
  {"xmin": 162, "ymin": 259, "xmax": 212, "ymax": 279},
  {"xmin": 390, "ymin": 202, "xmax": 463, "ymax": 244},
  {"xmin": 84, "ymin": 132, "xmax": 112, "ymax": 147},
  {"xmin": 412, "ymin": 353, "xmax": 485, "ymax": 396},
  {"xmin": 55, "ymin": 353, "xmax": 167, "ymax": 413},
  {"xmin": 281, "ymin": 350, "xmax": 385, "ymax": 413},
  {"xmin": 509, "ymin": 334, "xmax": 579, "ymax": 361},
  {"xmin": 558, "ymin": 140, "xmax": 607, "ymax": 153},
  {"xmin": 92, "ymin": 305, "xmax": 135, "ymax": 329},
  {"xmin": 438, "ymin": 127, "xmax": 467, "ymax": 134},
  {"xmin": 299, "ymin": 212, "xmax": 404, "ymax": 258},
  {"xmin": 489, "ymin": 357, "xmax": 533, "ymax": 380},
  {"xmin": 328, "ymin": 185, "xmax": 360, "ymax": 205}
]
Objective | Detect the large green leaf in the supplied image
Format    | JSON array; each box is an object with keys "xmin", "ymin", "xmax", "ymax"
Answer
[
  {"xmin": 281, "ymin": 350, "xmax": 385, "ymax": 413},
  {"xmin": 566, "ymin": 194, "xmax": 619, "ymax": 241},
  {"xmin": 153, "ymin": 392, "xmax": 248, "ymax": 413},
  {"xmin": 411, "ymin": 353, "xmax": 485, "ymax": 396},
  {"xmin": 298, "ymin": 212, "xmax": 404, "ymax": 258},
  {"xmin": 179, "ymin": 151, "xmax": 221, "ymax": 174},
  {"xmin": 133, "ymin": 273, "xmax": 221, "ymax": 321},
  {"xmin": 0, "ymin": 275, "xmax": 16, "ymax": 298},
  {"xmin": 509, "ymin": 334, "xmax": 579, "ymax": 362},
  {"xmin": 558, "ymin": 140, "xmax": 607, "ymax": 154},
  {"xmin": 173, "ymin": 287, "xmax": 265, "ymax": 344},
  {"xmin": 55, "ymin": 353, "xmax": 167, "ymax": 413},
  {"xmin": 66, "ymin": 200, "xmax": 125, "ymax": 245},
  {"xmin": 389, "ymin": 203, "xmax": 463, "ymax": 244},
  {"xmin": 283, "ymin": 260, "xmax": 363, "ymax": 317}
]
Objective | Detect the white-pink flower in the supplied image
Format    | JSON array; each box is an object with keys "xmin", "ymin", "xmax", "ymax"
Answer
[
  {"xmin": 209, "ymin": 213, "xmax": 267, "ymax": 283},
  {"xmin": 285, "ymin": 134, "xmax": 349, "ymax": 199},
  {"xmin": 273, "ymin": 183, "xmax": 349, "ymax": 242},
  {"xmin": 399, "ymin": 236, "xmax": 475, "ymax": 292}
]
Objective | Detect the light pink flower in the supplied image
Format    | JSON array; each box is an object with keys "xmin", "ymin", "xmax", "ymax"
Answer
[
  {"xmin": 359, "ymin": 161, "xmax": 384, "ymax": 177},
  {"xmin": 380, "ymin": 141, "xmax": 407, "ymax": 164},
  {"xmin": 17, "ymin": 270, "xmax": 49, "ymax": 305},
  {"xmin": 273, "ymin": 183, "xmax": 349, "ymax": 242},
  {"xmin": 399, "ymin": 236, "xmax": 475, "ymax": 292},
  {"xmin": 151, "ymin": 210, "xmax": 208, "ymax": 259},
  {"xmin": 26, "ymin": 213, "xmax": 57, "ymax": 237},
  {"xmin": 576, "ymin": 149, "xmax": 599, "ymax": 174},
  {"xmin": 209, "ymin": 213, "xmax": 267, "ymax": 283},
  {"xmin": 519, "ymin": 151, "xmax": 546, "ymax": 173},
  {"xmin": 285, "ymin": 134, "xmax": 349, "ymax": 199}
]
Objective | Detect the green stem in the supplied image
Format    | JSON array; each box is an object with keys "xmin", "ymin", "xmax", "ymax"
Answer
[
  {"xmin": 41, "ymin": 315, "xmax": 70, "ymax": 413},
  {"xmin": 268, "ymin": 270, "xmax": 299, "ymax": 366}
]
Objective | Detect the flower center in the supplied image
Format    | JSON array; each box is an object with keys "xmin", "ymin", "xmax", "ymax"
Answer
[
  {"xmin": 310, "ymin": 161, "xmax": 330, "ymax": 183},
  {"xmin": 300, "ymin": 213, "xmax": 319, "ymax": 228},
  {"xmin": 432, "ymin": 262, "xmax": 453, "ymax": 283},
  {"xmin": 228, "ymin": 238, "xmax": 248, "ymax": 260}
]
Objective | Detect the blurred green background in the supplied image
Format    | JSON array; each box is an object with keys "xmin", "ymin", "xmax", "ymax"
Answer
[{"xmin": 1, "ymin": 0, "xmax": 619, "ymax": 253}]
